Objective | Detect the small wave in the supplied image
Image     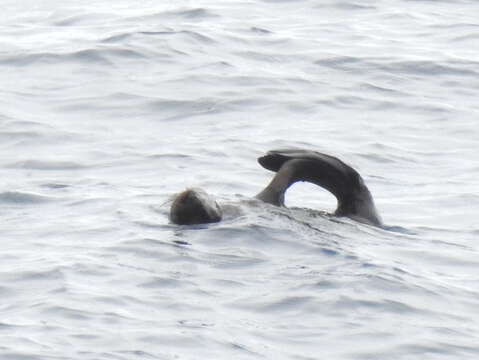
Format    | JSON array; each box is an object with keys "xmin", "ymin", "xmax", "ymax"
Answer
[
  {"xmin": 208, "ymin": 252, "xmax": 267, "ymax": 269},
  {"xmin": 0, "ymin": 321, "xmax": 21, "ymax": 329},
  {"xmin": 315, "ymin": 57, "xmax": 479, "ymax": 78},
  {"xmin": 106, "ymin": 238, "xmax": 190, "ymax": 260},
  {"xmin": 54, "ymin": 92, "xmax": 148, "ymax": 113},
  {"xmin": 0, "ymin": 48, "xmax": 145, "ymax": 67},
  {"xmin": 453, "ymin": 33, "xmax": 479, "ymax": 42},
  {"xmin": 317, "ymin": 95, "xmax": 369, "ymax": 109},
  {"xmin": 102, "ymin": 29, "xmax": 215, "ymax": 44},
  {"xmin": 72, "ymin": 48, "xmax": 145, "ymax": 62},
  {"xmin": 9, "ymin": 268, "xmax": 65, "ymax": 282},
  {"xmin": 381, "ymin": 60, "xmax": 479, "ymax": 77},
  {"xmin": 138, "ymin": 277, "xmax": 186, "ymax": 289},
  {"xmin": 41, "ymin": 183, "xmax": 70, "ymax": 189},
  {"xmin": 0, "ymin": 130, "xmax": 43, "ymax": 140},
  {"xmin": 330, "ymin": 2, "xmax": 377, "ymax": 10},
  {"xmin": 127, "ymin": 7, "xmax": 218, "ymax": 24},
  {"xmin": 140, "ymin": 30, "xmax": 216, "ymax": 44},
  {"xmin": 383, "ymin": 225, "xmax": 417, "ymax": 235},
  {"xmin": 166, "ymin": 8, "xmax": 218, "ymax": 20},
  {"xmin": 235, "ymin": 50, "xmax": 287, "ymax": 63},
  {"xmin": 6, "ymin": 160, "xmax": 85, "ymax": 170},
  {"xmin": 145, "ymin": 97, "xmax": 219, "ymax": 117},
  {"xmin": 250, "ymin": 27, "xmax": 272, "ymax": 34},
  {"xmin": 0, "ymin": 191, "xmax": 54, "ymax": 204},
  {"xmin": 41, "ymin": 305, "xmax": 96, "ymax": 320},
  {"xmin": 334, "ymin": 296, "xmax": 421, "ymax": 314},
  {"xmin": 147, "ymin": 153, "xmax": 192, "ymax": 160},
  {"xmin": 431, "ymin": 22, "xmax": 479, "ymax": 30},
  {"xmin": 50, "ymin": 12, "xmax": 118, "ymax": 27},
  {"xmin": 0, "ymin": 50, "xmax": 109, "ymax": 67},
  {"xmin": 410, "ymin": 103, "xmax": 452, "ymax": 114},
  {"xmin": 359, "ymin": 83, "xmax": 409, "ymax": 97},
  {"xmin": 357, "ymin": 153, "xmax": 401, "ymax": 164},
  {"xmin": 0, "ymin": 286, "xmax": 15, "ymax": 298},
  {"xmin": 232, "ymin": 295, "xmax": 314, "ymax": 313},
  {"xmin": 0, "ymin": 352, "xmax": 41, "ymax": 360},
  {"xmin": 101, "ymin": 32, "xmax": 133, "ymax": 43},
  {"xmin": 315, "ymin": 55, "xmax": 365, "ymax": 69},
  {"xmin": 261, "ymin": 0, "xmax": 307, "ymax": 2},
  {"xmin": 1, "ymin": 120, "xmax": 55, "ymax": 131}
]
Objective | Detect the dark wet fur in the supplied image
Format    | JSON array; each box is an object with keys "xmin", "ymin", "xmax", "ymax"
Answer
[
  {"xmin": 170, "ymin": 189, "xmax": 222, "ymax": 225},
  {"xmin": 256, "ymin": 149, "xmax": 382, "ymax": 226}
]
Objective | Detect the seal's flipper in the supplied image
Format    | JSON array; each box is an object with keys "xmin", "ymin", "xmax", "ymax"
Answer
[{"xmin": 255, "ymin": 149, "xmax": 382, "ymax": 226}]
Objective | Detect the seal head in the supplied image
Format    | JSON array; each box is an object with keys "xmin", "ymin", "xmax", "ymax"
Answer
[{"xmin": 169, "ymin": 188, "xmax": 222, "ymax": 225}]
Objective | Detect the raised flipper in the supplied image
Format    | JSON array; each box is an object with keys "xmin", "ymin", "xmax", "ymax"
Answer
[{"xmin": 255, "ymin": 149, "xmax": 382, "ymax": 226}]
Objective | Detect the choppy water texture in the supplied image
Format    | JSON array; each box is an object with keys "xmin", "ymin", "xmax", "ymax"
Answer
[{"xmin": 1, "ymin": 0, "xmax": 479, "ymax": 359}]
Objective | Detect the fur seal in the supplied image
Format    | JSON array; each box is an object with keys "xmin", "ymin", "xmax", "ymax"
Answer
[{"xmin": 170, "ymin": 149, "xmax": 382, "ymax": 227}]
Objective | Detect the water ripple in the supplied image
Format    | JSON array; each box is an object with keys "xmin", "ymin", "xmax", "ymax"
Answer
[
  {"xmin": 0, "ymin": 191, "xmax": 55, "ymax": 204},
  {"xmin": 1, "ymin": 1, "xmax": 478, "ymax": 359},
  {"xmin": 6, "ymin": 160, "xmax": 86, "ymax": 170}
]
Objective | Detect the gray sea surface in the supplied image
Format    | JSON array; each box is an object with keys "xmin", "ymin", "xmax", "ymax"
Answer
[{"xmin": 1, "ymin": 0, "xmax": 479, "ymax": 359}]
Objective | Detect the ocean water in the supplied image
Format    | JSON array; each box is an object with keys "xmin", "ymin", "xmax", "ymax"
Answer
[{"xmin": 1, "ymin": 0, "xmax": 479, "ymax": 359}]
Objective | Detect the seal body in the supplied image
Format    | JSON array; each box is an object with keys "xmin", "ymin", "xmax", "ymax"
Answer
[
  {"xmin": 169, "ymin": 149, "xmax": 382, "ymax": 227},
  {"xmin": 169, "ymin": 188, "xmax": 222, "ymax": 225}
]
